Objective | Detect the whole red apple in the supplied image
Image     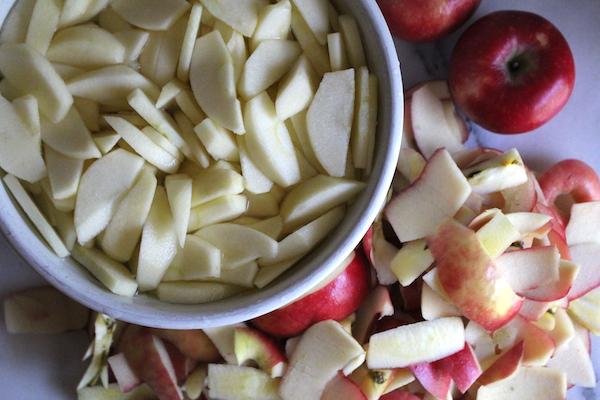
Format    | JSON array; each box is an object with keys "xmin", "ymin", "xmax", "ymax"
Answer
[
  {"xmin": 377, "ymin": 0, "xmax": 480, "ymax": 42},
  {"xmin": 449, "ymin": 11, "xmax": 575, "ymax": 134},
  {"xmin": 251, "ymin": 251, "xmax": 370, "ymax": 337}
]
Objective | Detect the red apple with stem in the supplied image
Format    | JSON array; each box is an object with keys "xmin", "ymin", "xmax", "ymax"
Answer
[
  {"xmin": 449, "ymin": 11, "xmax": 575, "ymax": 134},
  {"xmin": 377, "ymin": 0, "xmax": 481, "ymax": 42}
]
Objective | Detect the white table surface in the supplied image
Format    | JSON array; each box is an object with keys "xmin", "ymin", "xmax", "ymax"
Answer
[{"xmin": 2, "ymin": 0, "xmax": 600, "ymax": 399}]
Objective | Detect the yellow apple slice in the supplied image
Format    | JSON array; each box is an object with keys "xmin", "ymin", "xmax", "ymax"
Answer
[
  {"xmin": 548, "ymin": 308, "xmax": 574, "ymax": 348},
  {"xmin": 0, "ymin": 43, "xmax": 73, "ymax": 123},
  {"xmin": 47, "ymin": 24, "xmax": 126, "ymax": 68},
  {"xmin": 244, "ymin": 92, "xmax": 301, "ymax": 187},
  {"xmin": 97, "ymin": 6, "xmax": 131, "ymax": 33},
  {"xmin": 137, "ymin": 187, "xmax": 178, "ymax": 291},
  {"xmin": 249, "ymin": 216, "xmax": 283, "ymax": 240},
  {"xmin": 194, "ymin": 118, "xmax": 240, "ymax": 162},
  {"xmin": 566, "ymin": 201, "xmax": 600, "ymax": 245},
  {"xmin": 59, "ymin": 0, "xmax": 110, "ymax": 28},
  {"xmin": 391, "ymin": 239, "xmax": 434, "ymax": 287},
  {"xmin": 179, "ymin": 235, "xmax": 222, "ymax": 280},
  {"xmin": 254, "ymin": 256, "xmax": 301, "ymax": 289},
  {"xmin": 208, "ymin": 364, "xmax": 279, "ymax": 400},
  {"xmin": 290, "ymin": 111, "xmax": 323, "ymax": 172},
  {"xmin": 67, "ymin": 65, "xmax": 160, "ymax": 108},
  {"xmin": 191, "ymin": 168, "xmax": 244, "ymax": 207},
  {"xmin": 199, "ymin": 0, "xmax": 266, "ymax": 37},
  {"xmin": 421, "ymin": 283, "xmax": 461, "ymax": 321},
  {"xmin": 111, "ymin": 0, "xmax": 190, "ymax": 31},
  {"xmin": 105, "ymin": 116, "xmax": 181, "ymax": 173},
  {"xmin": 190, "ymin": 30, "xmax": 245, "ymax": 134},
  {"xmin": 568, "ymin": 286, "xmax": 600, "ymax": 335},
  {"xmin": 464, "ymin": 148, "xmax": 529, "ymax": 194},
  {"xmin": 75, "ymin": 149, "xmax": 145, "ymax": 244},
  {"xmin": 339, "ymin": 15, "xmax": 366, "ymax": 68},
  {"xmin": 259, "ymin": 206, "xmax": 344, "ymax": 266},
  {"xmin": 238, "ymin": 135, "xmax": 273, "ymax": 194},
  {"xmin": 0, "ymin": 95, "xmax": 45, "ymax": 183},
  {"xmin": 114, "ymin": 29, "xmax": 150, "ymax": 62},
  {"xmin": 290, "ymin": 8, "xmax": 330, "ymax": 75},
  {"xmin": 226, "ymin": 31, "xmax": 248, "ymax": 86},
  {"xmin": 74, "ymin": 97, "xmax": 100, "ymax": 131},
  {"xmin": 165, "ymin": 174, "xmax": 192, "ymax": 248},
  {"xmin": 475, "ymin": 211, "xmax": 521, "ymax": 258},
  {"xmin": 251, "ymin": 0, "xmax": 292, "ymax": 50},
  {"xmin": 176, "ymin": 3, "xmax": 203, "ymax": 82},
  {"xmin": 175, "ymin": 89, "xmax": 205, "ymax": 125},
  {"xmin": 140, "ymin": 17, "xmax": 187, "ymax": 87},
  {"xmin": 12, "ymin": 95, "xmax": 40, "ymax": 139},
  {"xmin": 188, "ymin": 195, "xmax": 248, "ymax": 232},
  {"xmin": 307, "ymin": 69, "xmax": 355, "ymax": 177},
  {"xmin": 245, "ymin": 192, "xmax": 280, "ymax": 218},
  {"xmin": 195, "ymin": 223, "xmax": 278, "ymax": 268},
  {"xmin": 0, "ymin": 0, "xmax": 35, "ymax": 44},
  {"xmin": 140, "ymin": 126, "xmax": 182, "ymax": 160},
  {"xmin": 239, "ymin": 39, "xmax": 301, "ymax": 99},
  {"xmin": 217, "ymin": 262, "xmax": 259, "ymax": 288},
  {"xmin": 173, "ymin": 112, "xmax": 211, "ymax": 168},
  {"xmin": 276, "ymin": 56, "xmax": 318, "ymax": 121},
  {"xmin": 3, "ymin": 174, "xmax": 69, "ymax": 257},
  {"xmin": 100, "ymin": 168, "xmax": 157, "ymax": 262},
  {"xmin": 281, "ymin": 321, "xmax": 365, "ymax": 400},
  {"xmin": 44, "ymin": 145, "xmax": 83, "ymax": 201},
  {"xmin": 327, "ymin": 32, "xmax": 349, "ymax": 71},
  {"xmin": 477, "ymin": 366, "xmax": 566, "ymax": 400},
  {"xmin": 281, "ymin": 174, "xmax": 365, "ymax": 231},
  {"xmin": 292, "ymin": 0, "xmax": 329, "ymax": 45},
  {"xmin": 43, "ymin": 117, "xmax": 98, "ymax": 168},
  {"xmin": 93, "ymin": 131, "xmax": 120, "ymax": 155},
  {"xmin": 25, "ymin": 0, "xmax": 61, "ymax": 55},
  {"xmin": 353, "ymin": 67, "xmax": 378, "ymax": 169},
  {"xmin": 156, "ymin": 281, "xmax": 242, "ymax": 304},
  {"xmin": 71, "ymin": 245, "xmax": 138, "ymax": 296}
]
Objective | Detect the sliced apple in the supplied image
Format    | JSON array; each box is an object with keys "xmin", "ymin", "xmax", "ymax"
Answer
[
  {"xmin": 172, "ymin": 112, "xmax": 211, "ymax": 168},
  {"xmin": 369, "ymin": 223, "xmax": 399, "ymax": 285},
  {"xmin": 566, "ymin": 242, "xmax": 600, "ymax": 299},
  {"xmin": 505, "ymin": 211, "xmax": 551, "ymax": 239},
  {"xmin": 71, "ymin": 245, "xmax": 138, "ymax": 296},
  {"xmin": 244, "ymin": 92, "xmax": 301, "ymax": 187},
  {"xmin": 156, "ymin": 281, "xmax": 243, "ymax": 304},
  {"xmin": 386, "ymin": 149, "xmax": 472, "ymax": 242},
  {"xmin": 367, "ymin": 317, "xmax": 465, "ymax": 369},
  {"xmin": 306, "ymin": 68, "xmax": 354, "ymax": 177},
  {"xmin": 568, "ymin": 286, "xmax": 600, "ymax": 334},
  {"xmin": 290, "ymin": 8, "xmax": 330, "ymax": 75},
  {"xmin": 519, "ymin": 259, "xmax": 578, "ymax": 302},
  {"xmin": 234, "ymin": 327, "xmax": 287, "ymax": 378},
  {"xmin": 547, "ymin": 307, "xmax": 574, "ymax": 349},
  {"xmin": 0, "ymin": 43, "xmax": 73, "ymax": 123},
  {"xmin": 501, "ymin": 170, "xmax": 538, "ymax": 213},
  {"xmin": 495, "ymin": 246, "xmax": 560, "ymax": 292},
  {"xmin": 327, "ymin": 32, "xmax": 349, "ymax": 71},
  {"xmin": 194, "ymin": 118, "xmax": 239, "ymax": 162},
  {"xmin": 245, "ymin": 192, "xmax": 280, "ymax": 218},
  {"xmin": 190, "ymin": 30, "xmax": 245, "ymax": 134},
  {"xmin": 12, "ymin": 94, "xmax": 41, "ymax": 138},
  {"xmin": 155, "ymin": 80, "xmax": 183, "ymax": 109},
  {"xmin": 0, "ymin": 95, "xmax": 45, "ymax": 183},
  {"xmin": 97, "ymin": 6, "xmax": 132, "ymax": 33},
  {"xmin": 207, "ymin": 364, "xmax": 279, "ymax": 400},
  {"xmin": 463, "ymin": 148, "xmax": 529, "ymax": 195},
  {"xmin": 252, "ymin": 0, "xmax": 292, "ymax": 50},
  {"xmin": 238, "ymin": 135, "xmax": 273, "ymax": 194},
  {"xmin": 195, "ymin": 223, "xmax": 277, "ymax": 267},
  {"xmin": 339, "ymin": 14, "xmax": 366, "ymax": 68},
  {"xmin": 477, "ymin": 341, "xmax": 524, "ymax": 388},
  {"xmin": 25, "ymin": 0, "xmax": 61, "ymax": 55},
  {"xmin": 200, "ymin": 0, "xmax": 266, "ymax": 37},
  {"xmin": 67, "ymin": 65, "xmax": 160, "ymax": 108},
  {"xmin": 547, "ymin": 334, "xmax": 595, "ymax": 388},
  {"xmin": 190, "ymin": 168, "xmax": 244, "ymax": 207},
  {"xmin": 281, "ymin": 320, "xmax": 365, "ymax": 400},
  {"xmin": 428, "ymin": 220, "xmax": 522, "ymax": 331},
  {"xmin": 352, "ymin": 286, "xmax": 395, "ymax": 343},
  {"xmin": 292, "ymin": 0, "xmax": 329, "ymax": 45},
  {"xmin": 107, "ymin": 353, "xmax": 141, "ymax": 393},
  {"xmin": 44, "ymin": 145, "xmax": 83, "ymax": 202},
  {"xmin": 276, "ymin": 55, "xmax": 317, "ymax": 121},
  {"xmin": 493, "ymin": 315, "xmax": 555, "ymax": 366},
  {"xmin": 77, "ymin": 384, "xmax": 155, "ymax": 400},
  {"xmin": 0, "ymin": 0, "xmax": 35, "ymax": 44},
  {"xmin": 140, "ymin": 126, "xmax": 182, "ymax": 160},
  {"xmin": 250, "ymin": 216, "xmax": 283, "ymax": 239},
  {"xmin": 165, "ymin": 175, "xmax": 192, "ymax": 248},
  {"xmin": 147, "ymin": 329, "xmax": 221, "ymax": 363},
  {"xmin": 177, "ymin": 235, "xmax": 221, "ymax": 280},
  {"xmin": 111, "ymin": 0, "xmax": 190, "ymax": 31},
  {"xmin": 188, "ymin": 194, "xmax": 248, "ymax": 231},
  {"xmin": 74, "ymin": 149, "xmax": 144, "ymax": 243},
  {"xmin": 100, "ymin": 168, "xmax": 157, "ymax": 262},
  {"xmin": 323, "ymin": 372, "xmax": 367, "ymax": 400},
  {"xmin": 112, "ymin": 30, "xmax": 149, "ymax": 64},
  {"xmin": 566, "ymin": 201, "xmax": 600, "ymax": 245},
  {"xmin": 352, "ymin": 67, "xmax": 378, "ymax": 170},
  {"xmin": 390, "ymin": 239, "xmax": 433, "ymax": 287},
  {"xmin": 409, "ymin": 361, "xmax": 452, "ymax": 399},
  {"xmin": 477, "ymin": 366, "xmax": 566, "ymax": 400},
  {"xmin": 139, "ymin": 18, "xmax": 187, "ymax": 87},
  {"xmin": 41, "ymin": 107, "xmax": 101, "ymax": 160},
  {"xmin": 421, "ymin": 283, "xmax": 461, "ymax": 321}
]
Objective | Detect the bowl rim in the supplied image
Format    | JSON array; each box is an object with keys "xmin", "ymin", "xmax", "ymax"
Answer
[{"xmin": 0, "ymin": 0, "xmax": 403, "ymax": 329}]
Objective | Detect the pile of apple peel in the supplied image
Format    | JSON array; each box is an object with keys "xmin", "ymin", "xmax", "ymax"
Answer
[{"xmin": 0, "ymin": 0, "xmax": 379, "ymax": 302}]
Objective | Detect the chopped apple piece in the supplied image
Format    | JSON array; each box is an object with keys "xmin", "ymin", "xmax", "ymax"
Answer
[
  {"xmin": 208, "ymin": 364, "xmax": 280, "ymax": 400},
  {"xmin": 155, "ymin": 80, "xmax": 183, "ymax": 109},
  {"xmin": 290, "ymin": 8, "xmax": 330, "ymax": 75},
  {"xmin": 75, "ymin": 149, "xmax": 144, "ymax": 243},
  {"xmin": 97, "ymin": 6, "xmax": 132, "ymax": 33},
  {"xmin": 323, "ymin": 373, "xmax": 367, "ymax": 400},
  {"xmin": 190, "ymin": 30, "xmax": 245, "ymax": 134},
  {"xmin": 203, "ymin": 323, "xmax": 246, "ymax": 364},
  {"xmin": 25, "ymin": 0, "xmax": 61, "ymax": 55},
  {"xmin": 72, "ymin": 245, "xmax": 138, "ymax": 296},
  {"xmin": 568, "ymin": 286, "xmax": 600, "ymax": 334},
  {"xmin": 428, "ymin": 220, "xmax": 522, "ymax": 331},
  {"xmin": 165, "ymin": 175, "xmax": 192, "ymax": 248},
  {"xmin": 137, "ymin": 187, "xmax": 178, "ymax": 291},
  {"xmin": 352, "ymin": 67, "xmax": 378, "ymax": 169},
  {"xmin": 280, "ymin": 174, "xmax": 365, "ymax": 231},
  {"xmin": 0, "ymin": 0, "xmax": 35, "ymax": 44},
  {"xmin": 547, "ymin": 334, "xmax": 595, "ymax": 387},
  {"xmin": 173, "ymin": 112, "xmax": 210, "ymax": 168},
  {"xmin": 44, "ymin": 145, "xmax": 83, "ymax": 201},
  {"xmin": 339, "ymin": 15, "xmax": 366, "ymax": 68},
  {"xmin": 244, "ymin": 92, "xmax": 301, "ymax": 186},
  {"xmin": 200, "ymin": 0, "xmax": 265, "ymax": 37},
  {"xmin": 140, "ymin": 126, "xmax": 182, "ymax": 160},
  {"xmin": 501, "ymin": 170, "xmax": 538, "ymax": 213},
  {"xmin": 352, "ymin": 285, "xmax": 395, "ymax": 343},
  {"xmin": 60, "ymin": 0, "xmax": 112, "ymax": 28},
  {"xmin": 367, "ymin": 317, "xmax": 465, "ymax": 369},
  {"xmin": 386, "ymin": 149, "xmax": 472, "ymax": 242},
  {"xmin": 140, "ymin": 18, "xmax": 187, "ymax": 87},
  {"xmin": 188, "ymin": 194, "xmax": 248, "ymax": 231},
  {"xmin": 421, "ymin": 283, "xmax": 461, "ymax": 321},
  {"xmin": 194, "ymin": 118, "xmax": 239, "ymax": 162},
  {"xmin": 150, "ymin": 328, "xmax": 221, "ymax": 363},
  {"xmin": 107, "ymin": 353, "xmax": 141, "ymax": 393},
  {"xmin": 73, "ymin": 97, "xmax": 99, "ymax": 132},
  {"xmin": 176, "ymin": 3, "xmax": 203, "ymax": 82},
  {"xmin": 0, "ymin": 43, "xmax": 73, "ymax": 122},
  {"xmin": 41, "ymin": 107, "xmax": 101, "ymax": 160},
  {"xmin": 238, "ymin": 135, "xmax": 273, "ymax": 194},
  {"xmin": 0, "ymin": 95, "xmax": 46, "ymax": 183},
  {"xmin": 327, "ymin": 32, "xmax": 349, "ymax": 71},
  {"xmin": 67, "ymin": 65, "xmax": 160, "ymax": 108},
  {"xmin": 250, "ymin": 216, "xmax": 283, "ymax": 239},
  {"xmin": 184, "ymin": 366, "xmax": 207, "ymax": 400},
  {"xmin": 3, "ymin": 286, "xmax": 88, "ymax": 334},
  {"xmin": 195, "ymin": 223, "xmax": 278, "ymax": 267},
  {"xmin": 191, "ymin": 168, "xmax": 244, "ymax": 206},
  {"xmin": 476, "ymin": 366, "xmax": 566, "ymax": 400},
  {"xmin": 475, "ymin": 211, "xmax": 521, "ymax": 258},
  {"xmin": 245, "ymin": 192, "xmax": 280, "ymax": 218},
  {"xmin": 234, "ymin": 327, "xmax": 287, "ymax": 378},
  {"xmin": 505, "ymin": 212, "xmax": 551, "ymax": 238},
  {"xmin": 547, "ymin": 308, "xmax": 574, "ymax": 348},
  {"xmin": 252, "ymin": 0, "xmax": 292, "ymax": 49},
  {"xmin": 114, "ymin": 29, "xmax": 150, "ymax": 63},
  {"xmin": 348, "ymin": 366, "xmax": 393, "ymax": 400},
  {"xmin": 464, "ymin": 149, "xmax": 529, "ymax": 194},
  {"xmin": 77, "ymin": 384, "xmax": 155, "ymax": 400},
  {"xmin": 47, "ymin": 24, "xmax": 125, "ymax": 68},
  {"xmin": 157, "ymin": 282, "xmax": 242, "ymax": 304},
  {"xmin": 390, "ymin": 239, "xmax": 434, "ymax": 287},
  {"xmin": 566, "ymin": 243, "xmax": 600, "ymax": 299},
  {"xmin": 13, "ymin": 94, "xmax": 41, "ymax": 138},
  {"xmin": 179, "ymin": 235, "xmax": 221, "ymax": 280},
  {"xmin": 493, "ymin": 316, "xmax": 556, "ymax": 366},
  {"xmin": 566, "ymin": 201, "xmax": 600, "ymax": 245},
  {"xmin": 306, "ymin": 68, "xmax": 355, "ymax": 177},
  {"xmin": 292, "ymin": 0, "xmax": 329, "ymax": 45},
  {"xmin": 496, "ymin": 246, "xmax": 560, "ymax": 292},
  {"xmin": 111, "ymin": 0, "xmax": 190, "ymax": 31},
  {"xmin": 276, "ymin": 56, "xmax": 317, "ymax": 121},
  {"xmin": 281, "ymin": 320, "xmax": 365, "ymax": 400}
]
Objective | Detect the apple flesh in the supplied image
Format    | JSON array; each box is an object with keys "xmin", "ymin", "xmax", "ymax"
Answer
[
  {"xmin": 111, "ymin": 0, "xmax": 190, "ymax": 31},
  {"xmin": 107, "ymin": 353, "xmax": 141, "ymax": 393},
  {"xmin": 410, "ymin": 361, "xmax": 451, "ymax": 399},
  {"xmin": 352, "ymin": 285, "xmax": 395, "ymax": 343},
  {"xmin": 449, "ymin": 10, "xmax": 575, "ymax": 133},
  {"xmin": 77, "ymin": 384, "xmax": 155, "ymax": 400},
  {"xmin": 207, "ymin": 364, "xmax": 280, "ymax": 400},
  {"xmin": 476, "ymin": 366, "xmax": 566, "ymax": 400},
  {"xmin": 547, "ymin": 334, "xmax": 595, "ymax": 387},
  {"xmin": 495, "ymin": 246, "xmax": 560, "ymax": 293},
  {"xmin": 566, "ymin": 201, "xmax": 600, "ymax": 245},
  {"xmin": 477, "ymin": 341, "xmax": 524, "ymax": 386},
  {"xmin": 322, "ymin": 372, "xmax": 367, "ymax": 400},
  {"xmin": 234, "ymin": 327, "xmax": 287, "ymax": 378},
  {"xmin": 567, "ymin": 243, "xmax": 600, "ymax": 299}
]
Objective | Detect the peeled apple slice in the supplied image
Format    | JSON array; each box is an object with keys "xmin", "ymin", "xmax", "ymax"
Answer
[
  {"xmin": 239, "ymin": 39, "xmax": 301, "ymax": 99},
  {"xmin": 188, "ymin": 195, "xmax": 248, "ymax": 232},
  {"xmin": 67, "ymin": 65, "xmax": 160, "ymax": 108},
  {"xmin": 292, "ymin": 0, "xmax": 330, "ymax": 45},
  {"xmin": 177, "ymin": 3, "xmax": 203, "ymax": 82},
  {"xmin": 139, "ymin": 18, "xmax": 187, "ymax": 87},
  {"xmin": 191, "ymin": 168, "xmax": 244, "ymax": 207},
  {"xmin": 165, "ymin": 174, "xmax": 192, "ymax": 248},
  {"xmin": 199, "ymin": 0, "xmax": 266, "ymax": 37},
  {"xmin": 280, "ymin": 174, "xmax": 365, "ymax": 231},
  {"xmin": 100, "ymin": 168, "xmax": 157, "ymax": 262},
  {"xmin": 180, "ymin": 235, "xmax": 222, "ymax": 280},
  {"xmin": 137, "ymin": 187, "xmax": 178, "ymax": 291},
  {"xmin": 276, "ymin": 55, "xmax": 317, "ymax": 121},
  {"xmin": 251, "ymin": 0, "xmax": 292, "ymax": 49},
  {"xmin": 111, "ymin": 0, "xmax": 190, "ymax": 31},
  {"xmin": 114, "ymin": 30, "xmax": 150, "ymax": 62},
  {"xmin": 238, "ymin": 135, "xmax": 273, "ymax": 194},
  {"xmin": 307, "ymin": 69, "xmax": 355, "ymax": 177},
  {"xmin": 74, "ymin": 149, "xmax": 145, "ymax": 244},
  {"xmin": 40, "ymin": 107, "xmax": 101, "ymax": 160},
  {"xmin": 0, "ymin": 0, "xmax": 35, "ymax": 44},
  {"xmin": 190, "ymin": 30, "xmax": 245, "ymax": 134},
  {"xmin": 194, "ymin": 118, "xmax": 240, "ymax": 162},
  {"xmin": 0, "ymin": 43, "xmax": 73, "ymax": 123},
  {"xmin": 290, "ymin": 8, "xmax": 330, "ymax": 75},
  {"xmin": 156, "ymin": 282, "xmax": 242, "ymax": 304},
  {"xmin": 12, "ymin": 95, "xmax": 40, "ymax": 140},
  {"xmin": 339, "ymin": 15, "xmax": 366, "ymax": 69},
  {"xmin": 0, "ymin": 95, "xmax": 46, "ymax": 183},
  {"xmin": 47, "ymin": 24, "xmax": 126, "ymax": 68},
  {"xmin": 97, "ymin": 7, "xmax": 131, "ymax": 33},
  {"xmin": 44, "ymin": 145, "xmax": 83, "ymax": 201},
  {"xmin": 195, "ymin": 223, "xmax": 278, "ymax": 268},
  {"xmin": 208, "ymin": 364, "xmax": 280, "ymax": 400},
  {"xmin": 59, "ymin": 0, "xmax": 111, "ymax": 28},
  {"xmin": 25, "ymin": 0, "xmax": 61, "ymax": 55}
]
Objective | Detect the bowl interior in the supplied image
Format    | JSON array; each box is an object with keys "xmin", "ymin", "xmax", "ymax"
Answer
[{"xmin": 0, "ymin": 0, "xmax": 403, "ymax": 329}]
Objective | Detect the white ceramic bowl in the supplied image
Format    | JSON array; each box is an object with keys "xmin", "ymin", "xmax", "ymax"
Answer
[{"xmin": 0, "ymin": 0, "xmax": 403, "ymax": 329}]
